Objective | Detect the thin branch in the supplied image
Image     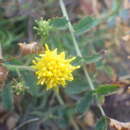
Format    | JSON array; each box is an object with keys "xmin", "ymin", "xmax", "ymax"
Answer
[
  {"xmin": 55, "ymin": 91, "xmax": 80, "ymax": 130},
  {"xmin": 3, "ymin": 63, "xmax": 34, "ymax": 71},
  {"xmin": 59, "ymin": 0, "xmax": 106, "ymax": 116},
  {"xmin": 55, "ymin": 91, "xmax": 64, "ymax": 105},
  {"xmin": 14, "ymin": 118, "xmax": 39, "ymax": 130}
]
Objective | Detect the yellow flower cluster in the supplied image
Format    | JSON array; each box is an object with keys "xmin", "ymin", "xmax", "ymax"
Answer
[{"xmin": 32, "ymin": 45, "xmax": 80, "ymax": 91}]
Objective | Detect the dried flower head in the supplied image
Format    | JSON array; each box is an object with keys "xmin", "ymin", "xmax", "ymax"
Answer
[
  {"xmin": 32, "ymin": 44, "xmax": 80, "ymax": 91},
  {"xmin": 19, "ymin": 42, "xmax": 44, "ymax": 56}
]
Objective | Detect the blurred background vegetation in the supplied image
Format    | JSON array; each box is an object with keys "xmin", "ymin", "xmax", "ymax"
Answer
[{"xmin": 1, "ymin": 0, "xmax": 130, "ymax": 130}]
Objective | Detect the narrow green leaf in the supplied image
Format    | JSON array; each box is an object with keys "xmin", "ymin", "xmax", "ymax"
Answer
[
  {"xmin": 65, "ymin": 80, "xmax": 88, "ymax": 95},
  {"xmin": 94, "ymin": 84, "xmax": 119, "ymax": 96},
  {"xmin": 2, "ymin": 85, "xmax": 13, "ymax": 110},
  {"xmin": 95, "ymin": 116, "xmax": 108, "ymax": 130},
  {"xmin": 75, "ymin": 54, "xmax": 102, "ymax": 66},
  {"xmin": 74, "ymin": 56, "xmax": 84, "ymax": 66},
  {"xmin": 74, "ymin": 16, "xmax": 100, "ymax": 35},
  {"xmin": 0, "ymin": 30, "xmax": 14, "ymax": 48},
  {"xmin": 50, "ymin": 17, "xmax": 68, "ymax": 29},
  {"xmin": 84, "ymin": 54, "xmax": 102, "ymax": 64},
  {"xmin": 76, "ymin": 91, "xmax": 93, "ymax": 113}
]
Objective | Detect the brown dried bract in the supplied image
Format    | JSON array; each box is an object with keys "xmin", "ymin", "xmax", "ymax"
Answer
[
  {"xmin": 0, "ymin": 66, "xmax": 8, "ymax": 87},
  {"xmin": 19, "ymin": 42, "xmax": 44, "ymax": 56},
  {"xmin": 109, "ymin": 118, "xmax": 130, "ymax": 130}
]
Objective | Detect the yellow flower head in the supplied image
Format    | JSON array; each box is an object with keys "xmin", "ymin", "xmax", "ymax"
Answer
[{"xmin": 32, "ymin": 44, "xmax": 80, "ymax": 91}]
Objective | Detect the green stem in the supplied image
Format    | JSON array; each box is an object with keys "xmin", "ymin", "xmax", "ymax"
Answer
[
  {"xmin": 14, "ymin": 118, "xmax": 39, "ymax": 130},
  {"xmin": 55, "ymin": 91, "xmax": 64, "ymax": 105},
  {"xmin": 59, "ymin": 0, "xmax": 105, "ymax": 116},
  {"xmin": 3, "ymin": 63, "xmax": 34, "ymax": 71},
  {"xmin": 55, "ymin": 91, "xmax": 79, "ymax": 130},
  {"xmin": 59, "ymin": 0, "xmax": 82, "ymax": 57},
  {"xmin": 70, "ymin": 118, "xmax": 80, "ymax": 130}
]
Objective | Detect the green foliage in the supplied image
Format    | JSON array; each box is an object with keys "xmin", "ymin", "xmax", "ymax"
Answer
[
  {"xmin": 12, "ymin": 81, "xmax": 28, "ymax": 95},
  {"xmin": 50, "ymin": 17, "xmax": 68, "ymax": 29},
  {"xmin": 94, "ymin": 84, "xmax": 119, "ymax": 96},
  {"xmin": 21, "ymin": 70, "xmax": 42, "ymax": 97},
  {"xmin": 65, "ymin": 79, "xmax": 89, "ymax": 95},
  {"xmin": 0, "ymin": 0, "xmax": 123, "ymax": 129},
  {"xmin": 76, "ymin": 91, "xmax": 94, "ymax": 113},
  {"xmin": 74, "ymin": 16, "xmax": 100, "ymax": 35},
  {"xmin": 95, "ymin": 116, "xmax": 108, "ymax": 130},
  {"xmin": 2, "ymin": 84, "xmax": 13, "ymax": 110},
  {"xmin": 34, "ymin": 19, "xmax": 53, "ymax": 43},
  {"xmin": 34, "ymin": 17, "xmax": 68, "ymax": 44},
  {"xmin": 0, "ymin": 16, "xmax": 26, "ymax": 53},
  {"xmin": 75, "ymin": 54, "xmax": 102, "ymax": 66},
  {"xmin": 0, "ymin": 30, "xmax": 14, "ymax": 49}
]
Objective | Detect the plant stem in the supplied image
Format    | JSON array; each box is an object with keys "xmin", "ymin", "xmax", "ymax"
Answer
[
  {"xmin": 3, "ymin": 63, "xmax": 34, "ymax": 71},
  {"xmin": 55, "ymin": 91, "xmax": 64, "ymax": 105},
  {"xmin": 14, "ymin": 118, "xmax": 39, "ymax": 130},
  {"xmin": 59, "ymin": 0, "xmax": 82, "ymax": 57},
  {"xmin": 55, "ymin": 91, "xmax": 80, "ymax": 130},
  {"xmin": 70, "ymin": 118, "xmax": 80, "ymax": 130},
  {"xmin": 59, "ymin": 0, "xmax": 105, "ymax": 116}
]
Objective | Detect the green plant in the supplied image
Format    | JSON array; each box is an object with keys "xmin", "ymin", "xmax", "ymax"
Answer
[{"xmin": 0, "ymin": 0, "xmax": 123, "ymax": 129}]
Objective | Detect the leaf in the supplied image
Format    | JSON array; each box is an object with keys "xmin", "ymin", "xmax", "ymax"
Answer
[
  {"xmin": 76, "ymin": 91, "xmax": 93, "ymax": 113},
  {"xmin": 84, "ymin": 54, "xmax": 102, "ymax": 64},
  {"xmin": 2, "ymin": 85, "xmax": 13, "ymax": 110},
  {"xmin": 65, "ymin": 80, "xmax": 88, "ymax": 95},
  {"xmin": 0, "ymin": 30, "xmax": 14, "ymax": 49},
  {"xmin": 75, "ymin": 54, "xmax": 102, "ymax": 66},
  {"xmin": 74, "ymin": 16, "xmax": 100, "ymax": 35},
  {"xmin": 94, "ymin": 84, "xmax": 119, "ymax": 96},
  {"xmin": 21, "ymin": 71, "xmax": 42, "ymax": 97},
  {"xmin": 95, "ymin": 116, "xmax": 108, "ymax": 130},
  {"xmin": 50, "ymin": 17, "xmax": 68, "ymax": 29}
]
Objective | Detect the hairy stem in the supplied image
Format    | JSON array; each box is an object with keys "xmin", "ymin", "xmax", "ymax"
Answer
[
  {"xmin": 59, "ymin": 0, "xmax": 105, "ymax": 116},
  {"xmin": 14, "ymin": 118, "xmax": 39, "ymax": 130},
  {"xmin": 55, "ymin": 91, "xmax": 80, "ymax": 130},
  {"xmin": 55, "ymin": 91, "xmax": 64, "ymax": 105},
  {"xmin": 3, "ymin": 63, "xmax": 34, "ymax": 71}
]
